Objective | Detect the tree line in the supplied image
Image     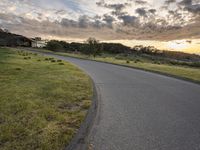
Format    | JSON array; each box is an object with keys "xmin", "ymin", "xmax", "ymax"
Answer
[
  {"xmin": 0, "ymin": 27, "xmax": 199, "ymax": 62},
  {"xmin": 46, "ymin": 38, "xmax": 200, "ymax": 61}
]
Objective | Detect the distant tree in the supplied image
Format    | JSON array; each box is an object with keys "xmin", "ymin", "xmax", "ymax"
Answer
[
  {"xmin": 86, "ymin": 37, "xmax": 101, "ymax": 57},
  {"xmin": 34, "ymin": 37, "xmax": 42, "ymax": 41},
  {"xmin": 46, "ymin": 40, "xmax": 64, "ymax": 51}
]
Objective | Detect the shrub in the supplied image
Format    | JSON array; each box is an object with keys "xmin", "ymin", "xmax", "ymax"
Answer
[
  {"xmin": 126, "ymin": 60, "xmax": 130, "ymax": 64},
  {"xmin": 51, "ymin": 60, "xmax": 56, "ymax": 62},
  {"xmin": 58, "ymin": 63, "xmax": 64, "ymax": 65},
  {"xmin": 15, "ymin": 68, "xmax": 22, "ymax": 71},
  {"xmin": 46, "ymin": 40, "xmax": 64, "ymax": 51},
  {"xmin": 136, "ymin": 59, "xmax": 140, "ymax": 62},
  {"xmin": 190, "ymin": 62, "xmax": 200, "ymax": 68},
  {"xmin": 57, "ymin": 60, "xmax": 62, "ymax": 62}
]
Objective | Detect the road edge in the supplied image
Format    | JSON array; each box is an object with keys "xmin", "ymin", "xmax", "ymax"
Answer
[{"xmin": 65, "ymin": 79, "xmax": 98, "ymax": 150}]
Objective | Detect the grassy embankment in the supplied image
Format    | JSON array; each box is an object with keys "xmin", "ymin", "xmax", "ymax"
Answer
[
  {"xmin": 27, "ymin": 48, "xmax": 200, "ymax": 83},
  {"xmin": 0, "ymin": 48, "xmax": 92, "ymax": 150}
]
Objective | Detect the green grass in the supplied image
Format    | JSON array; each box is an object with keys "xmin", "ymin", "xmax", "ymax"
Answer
[
  {"xmin": 26, "ymin": 48, "xmax": 200, "ymax": 83},
  {"xmin": 0, "ymin": 48, "xmax": 92, "ymax": 150},
  {"xmin": 93, "ymin": 56, "xmax": 200, "ymax": 82}
]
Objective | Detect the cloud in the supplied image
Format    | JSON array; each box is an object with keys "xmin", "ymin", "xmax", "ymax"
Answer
[
  {"xmin": 177, "ymin": 0, "xmax": 200, "ymax": 16},
  {"xmin": 118, "ymin": 15, "xmax": 138, "ymax": 25},
  {"xmin": 148, "ymin": 9, "xmax": 156, "ymax": 14},
  {"xmin": 164, "ymin": 0, "xmax": 176, "ymax": 5},
  {"xmin": 135, "ymin": 8, "xmax": 147, "ymax": 17},
  {"xmin": 178, "ymin": 0, "xmax": 192, "ymax": 6},
  {"xmin": 135, "ymin": 0, "xmax": 148, "ymax": 5},
  {"xmin": 96, "ymin": 0, "xmax": 129, "ymax": 11},
  {"xmin": 60, "ymin": 18, "xmax": 78, "ymax": 27},
  {"xmin": 0, "ymin": 0, "xmax": 199, "ymax": 42},
  {"xmin": 185, "ymin": 4, "xmax": 200, "ymax": 14},
  {"xmin": 102, "ymin": 14, "xmax": 115, "ymax": 27},
  {"xmin": 78, "ymin": 15, "xmax": 90, "ymax": 28}
]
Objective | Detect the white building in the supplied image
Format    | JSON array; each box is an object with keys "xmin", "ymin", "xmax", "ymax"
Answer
[{"xmin": 31, "ymin": 37, "xmax": 48, "ymax": 48}]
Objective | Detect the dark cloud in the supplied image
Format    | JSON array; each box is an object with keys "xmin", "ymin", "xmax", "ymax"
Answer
[
  {"xmin": 60, "ymin": 18, "xmax": 77, "ymax": 27},
  {"xmin": 96, "ymin": 0, "xmax": 105, "ymax": 7},
  {"xmin": 148, "ymin": 9, "xmax": 156, "ymax": 14},
  {"xmin": 168, "ymin": 10, "xmax": 183, "ymax": 23},
  {"xmin": 135, "ymin": 8, "xmax": 147, "ymax": 17},
  {"xmin": 78, "ymin": 15, "xmax": 90, "ymax": 28},
  {"xmin": 93, "ymin": 19, "xmax": 103, "ymax": 28},
  {"xmin": 96, "ymin": 0, "xmax": 129, "ymax": 11},
  {"xmin": 178, "ymin": 0, "xmax": 192, "ymax": 6},
  {"xmin": 185, "ymin": 4, "xmax": 200, "ymax": 14},
  {"xmin": 177, "ymin": 0, "xmax": 200, "ymax": 15},
  {"xmin": 118, "ymin": 15, "xmax": 138, "ymax": 25},
  {"xmin": 103, "ymin": 14, "xmax": 115, "ymax": 27},
  {"xmin": 135, "ymin": 0, "xmax": 148, "ymax": 5},
  {"xmin": 165, "ymin": 0, "xmax": 176, "ymax": 5},
  {"xmin": 111, "ymin": 10, "xmax": 126, "ymax": 17}
]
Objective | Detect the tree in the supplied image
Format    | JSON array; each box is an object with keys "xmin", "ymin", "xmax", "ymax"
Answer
[
  {"xmin": 86, "ymin": 37, "xmax": 101, "ymax": 57},
  {"xmin": 46, "ymin": 40, "xmax": 64, "ymax": 51}
]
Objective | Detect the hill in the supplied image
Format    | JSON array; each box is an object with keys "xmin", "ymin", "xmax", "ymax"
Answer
[{"xmin": 0, "ymin": 28, "xmax": 31, "ymax": 47}]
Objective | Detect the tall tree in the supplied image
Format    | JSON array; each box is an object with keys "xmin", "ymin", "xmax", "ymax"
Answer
[{"xmin": 86, "ymin": 37, "xmax": 101, "ymax": 57}]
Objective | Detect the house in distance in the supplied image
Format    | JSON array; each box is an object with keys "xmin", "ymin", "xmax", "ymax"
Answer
[{"xmin": 31, "ymin": 37, "xmax": 48, "ymax": 48}]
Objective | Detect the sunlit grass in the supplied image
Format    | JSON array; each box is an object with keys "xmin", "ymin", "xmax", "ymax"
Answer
[{"xmin": 0, "ymin": 48, "xmax": 92, "ymax": 150}]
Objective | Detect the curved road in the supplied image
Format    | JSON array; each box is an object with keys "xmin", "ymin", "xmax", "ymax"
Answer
[{"xmin": 46, "ymin": 53, "xmax": 200, "ymax": 150}]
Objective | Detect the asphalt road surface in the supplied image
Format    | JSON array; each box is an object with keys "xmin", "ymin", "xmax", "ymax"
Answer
[{"xmin": 48, "ymin": 54, "xmax": 200, "ymax": 150}]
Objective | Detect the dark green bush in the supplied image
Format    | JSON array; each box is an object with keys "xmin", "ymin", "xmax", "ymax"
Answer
[{"xmin": 15, "ymin": 68, "xmax": 22, "ymax": 71}]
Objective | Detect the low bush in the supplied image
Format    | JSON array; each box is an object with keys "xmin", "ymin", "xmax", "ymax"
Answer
[
  {"xmin": 58, "ymin": 62, "xmax": 65, "ymax": 65},
  {"xmin": 15, "ymin": 68, "xmax": 22, "ymax": 71}
]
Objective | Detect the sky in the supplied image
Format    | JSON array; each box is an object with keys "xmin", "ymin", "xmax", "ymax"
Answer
[{"xmin": 0, "ymin": 0, "xmax": 200, "ymax": 54}]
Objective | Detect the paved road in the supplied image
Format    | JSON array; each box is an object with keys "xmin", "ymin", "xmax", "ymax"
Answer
[{"xmin": 47, "ymin": 54, "xmax": 200, "ymax": 150}]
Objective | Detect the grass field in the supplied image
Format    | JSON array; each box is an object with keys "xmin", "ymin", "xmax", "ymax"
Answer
[
  {"xmin": 27, "ymin": 48, "xmax": 200, "ymax": 83},
  {"xmin": 0, "ymin": 48, "xmax": 92, "ymax": 150}
]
